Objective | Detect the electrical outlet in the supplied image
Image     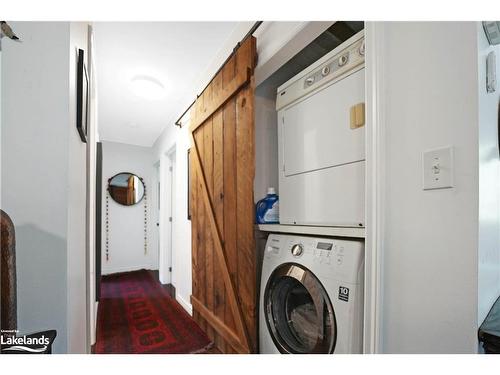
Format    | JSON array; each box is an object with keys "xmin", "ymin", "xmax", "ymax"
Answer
[{"xmin": 422, "ymin": 146, "xmax": 454, "ymax": 190}]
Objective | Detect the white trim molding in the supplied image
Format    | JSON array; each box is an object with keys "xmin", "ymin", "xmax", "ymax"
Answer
[
  {"xmin": 102, "ymin": 265, "xmax": 158, "ymax": 275},
  {"xmin": 363, "ymin": 21, "xmax": 386, "ymax": 354},
  {"xmin": 176, "ymin": 294, "xmax": 193, "ymax": 316}
]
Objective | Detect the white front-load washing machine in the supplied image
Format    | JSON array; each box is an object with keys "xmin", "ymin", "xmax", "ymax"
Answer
[{"xmin": 259, "ymin": 234, "xmax": 364, "ymax": 354}]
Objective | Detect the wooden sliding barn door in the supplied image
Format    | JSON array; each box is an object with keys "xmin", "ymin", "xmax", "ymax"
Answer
[{"xmin": 189, "ymin": 36, "xmax": 257, "ymax": 354}]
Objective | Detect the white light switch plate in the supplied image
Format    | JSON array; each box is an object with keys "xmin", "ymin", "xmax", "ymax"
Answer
[{"xmin": 422, "ymin": 146, "xmax": 454, "ymax": 190}]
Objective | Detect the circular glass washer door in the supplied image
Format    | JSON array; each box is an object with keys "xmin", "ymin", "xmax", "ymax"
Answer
[{"xmin": 264, "ymin": 263, "xmax": 337, "ymax": 354}]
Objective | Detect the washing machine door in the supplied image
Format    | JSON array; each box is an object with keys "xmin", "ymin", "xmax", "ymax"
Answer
[{"xmin": 264, "ymin": 263, "xmax": 336, "ymax": 354}]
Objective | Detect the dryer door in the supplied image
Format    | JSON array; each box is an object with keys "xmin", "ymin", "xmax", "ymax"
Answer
[{"xmin": 264, "ymin": 263, "xmax": 336, "ymax": 353}]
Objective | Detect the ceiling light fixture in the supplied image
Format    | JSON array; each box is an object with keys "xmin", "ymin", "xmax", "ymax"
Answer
[{"xmin": 130, "ymin": 75, "xmax": 166, "ymax": 101}]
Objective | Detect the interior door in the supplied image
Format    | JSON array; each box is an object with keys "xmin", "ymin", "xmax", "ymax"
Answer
[
  {"xmin": 189, "ymin": 36, "xmax": 257, "ymax": 353},
  {"xmin": 264, "ymin": 263, "xmax": 336, "ymax": 353}
]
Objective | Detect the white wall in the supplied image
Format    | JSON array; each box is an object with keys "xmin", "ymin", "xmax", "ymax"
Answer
[
  {"xmin": 152, "ymin": 125, "xmax": 192, "ymax": 313},
  {"xmin": 87, "ymin": 24, "xmax": 99, "ymax": 347},
  {"xmin": 67, "ymin": 21, "xmax": 92, "ymax": 355},
  {"xmin": 254, "ymin": 85, "xmax": 279, "ymax": 202},
  {"xmin": 1, "ymin": 21, "xmax": 93, "ymax": 354},
  {"xmin": 477, "ymin": 23, "xmax": 500, "ymax": 328},
  {"xmin": 101, "ymin": 141, "xmax": 157, "ymax": 274},
  {"xmin": 376, "ymin": 22, "xmax": 479, "ymax": 353},
  {"xmin": 2, "ymin": 21, "xmax": 70, "ymax": 354}
]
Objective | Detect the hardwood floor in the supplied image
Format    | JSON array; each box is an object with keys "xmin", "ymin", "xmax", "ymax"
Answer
[{"xmin": 151, "ymin": 270, "xmax": 176, "ymax": 298}]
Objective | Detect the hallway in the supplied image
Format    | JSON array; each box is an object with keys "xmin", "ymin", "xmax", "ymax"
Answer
[
  {"xmin": 2, "ymin": 16, "xmax": 500, "ymax": 360},
  {"xmin": 95, "ymin": 270, "xmax": 212, "ymax": 354}
]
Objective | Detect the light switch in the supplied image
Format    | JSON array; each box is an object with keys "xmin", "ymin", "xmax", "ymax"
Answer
[{"xmin": 422, "ymin": 146, "xmax": 454, "ymax": 190}]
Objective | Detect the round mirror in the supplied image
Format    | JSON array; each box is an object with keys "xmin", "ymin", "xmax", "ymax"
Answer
[{"xmin": 108, "ymin": 172, "xmax": 145, "ymax": 206}]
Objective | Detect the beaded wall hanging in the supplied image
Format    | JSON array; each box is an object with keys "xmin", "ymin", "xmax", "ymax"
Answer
[{"xmin": 105, "ymin": 173, "xmax": 147, "ymax": 262}]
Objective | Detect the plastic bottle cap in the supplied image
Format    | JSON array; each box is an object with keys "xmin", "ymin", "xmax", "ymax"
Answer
[{"xmin": 267, "ymin": 187, "xmax": 276, "ymax": 195}]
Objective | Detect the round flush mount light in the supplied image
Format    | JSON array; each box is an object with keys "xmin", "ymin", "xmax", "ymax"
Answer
[{"xmin": 130, "ymin": 75, "xmax": 166, "ymax": 101}]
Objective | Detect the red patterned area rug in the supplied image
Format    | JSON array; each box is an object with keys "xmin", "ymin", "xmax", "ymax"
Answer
[{"xmin": 95, "ymin": 269, "xmax": 212, "ymax": 354}]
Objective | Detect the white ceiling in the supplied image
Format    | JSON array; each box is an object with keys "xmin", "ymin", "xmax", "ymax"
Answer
[{"xmin": 93, "ymin": 22, "xmax": 239, "ymax": 147}]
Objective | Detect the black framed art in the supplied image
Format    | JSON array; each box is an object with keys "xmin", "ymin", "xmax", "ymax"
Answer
[{"xmin": 76, "ymin": 48, "xmax": 89, "ymax": 143}]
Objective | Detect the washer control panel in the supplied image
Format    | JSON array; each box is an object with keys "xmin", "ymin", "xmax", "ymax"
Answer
[
  {"xmin": 265, "ymin": 236, "xmax": 282, "ymax": 257},
  {"xmin": 284, "ymin": 237, "xmax": 347, "ymax": 267},
  {"xmin": 264, "ymin": 234, "xmax": 364, "ymax": 284}
]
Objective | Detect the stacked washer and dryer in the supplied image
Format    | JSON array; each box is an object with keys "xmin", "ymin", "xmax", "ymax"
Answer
[{"xmin": 259, "ymin": 31, "xmax": 366, "ymax": 354}]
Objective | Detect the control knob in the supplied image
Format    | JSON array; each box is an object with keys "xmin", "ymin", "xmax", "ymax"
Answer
[
  {"xmin": 321, "ymin": 66, "xmax": 330, "ymax": 76},
  {"xmin": 338, "ymin": 54, "xmax": 348, "ymax": 66},
  {"xmin": 291, "ymin": 244, "xmax": 304, "ymax": 257},
  {"xmin": 305, "ymin": 76, "xmax": 315, "ymax": 86},
  {"xmin": 359, "ymin": 41, "xmax": 365, "ymax": 56}
]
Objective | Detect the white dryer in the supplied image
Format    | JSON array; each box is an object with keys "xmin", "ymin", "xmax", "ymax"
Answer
[
  {"xmin": 276, "ymin": 31, "xmax": 365, "ymax": 227},
  {"xmin": 259, "ymin": 234, "xmax": 364, "ymax": 354}
]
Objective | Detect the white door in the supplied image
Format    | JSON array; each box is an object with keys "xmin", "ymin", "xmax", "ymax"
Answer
[
  {"xmin": 167, "ymin": 151, "xmax": 175, "ymax": 284},
  {"xmin": 159, "ymin": 148, "xmax": 175, "ymax": 285},
  {"xmin": 154, "ymin": 162, "xmax": 161, "ymax": 271}
]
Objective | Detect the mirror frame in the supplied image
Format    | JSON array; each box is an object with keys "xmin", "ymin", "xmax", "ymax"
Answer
[{"xmin": 107, "ymin": 172, "xmax": 145, "ymax": 206}]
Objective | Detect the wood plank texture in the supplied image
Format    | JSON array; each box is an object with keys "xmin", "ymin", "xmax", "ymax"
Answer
[
  {"xmin": 195, "ymin": 126, "xmax": 207, "ymax": 332},
  {"xmin": 191, "ymin": 297, "xmax": 248, "ymax": 354},
  {"xmin": 212, "ymin": 108, "xmax": 225, "ymax": 352},
  {"xmin": 190, "ymin": 131, "xmax": 251, "ymax": 353},
  {"xmin": 190, "ymin": 38, "xmax": 255, "ymax": 133},
  {"xmin": 203, "ymin": 118, "xmax": 215, "ymax": 342},
  {"xmin": 221, "ymin": 56, "xmax": 238, "ymax": 349},
  {"xmin": 190, "ymin": 148, "xmax": 200, "ymax": 325},
  {"xmin": 235, "ymin": 81, "xmax": 257, "ymax": 351},
  {"xmin": 189, "ymin": 37, "xmax": 257, "ymax": 353}
]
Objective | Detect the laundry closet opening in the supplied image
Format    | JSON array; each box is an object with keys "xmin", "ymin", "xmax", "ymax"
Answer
[
  {"xmin": 254, "ymin": 21, "xmax": 368, "ymax": 354},
  {"xmin": 254, "ymin": 21, "xmax": 364, "ymax": 208}
]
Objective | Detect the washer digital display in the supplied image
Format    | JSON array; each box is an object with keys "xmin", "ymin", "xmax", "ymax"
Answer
[{"xmin": 317, "ymin": 242, "xmax": 333, "ymax": 250}]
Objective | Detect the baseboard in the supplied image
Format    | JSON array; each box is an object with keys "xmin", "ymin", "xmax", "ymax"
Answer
[
  {"xmin": 176, "ymin": 294, "xmax": 193, "ymax": 316},
  {"xmin": 102, "ymin": 265, "xmax": 158, "ymax": 275},
  {"xmin": 91, "ymin": 301, "xmax": 98, "ymax": 346},
  {"xmin": 94, "ymin": 301, "xmax": 99, "ymax": 325}
]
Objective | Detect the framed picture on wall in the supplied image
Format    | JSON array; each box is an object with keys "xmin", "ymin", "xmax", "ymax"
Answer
[
  {"xmin": 187, "ymin": 148, "xmax": 192, "ymax": 220},
  {"xmin": 76, "ymin": 48, "xmax": 89, "ymax": 143}
]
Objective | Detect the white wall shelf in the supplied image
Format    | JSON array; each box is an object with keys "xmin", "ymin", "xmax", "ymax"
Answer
[{"xmin": 257, "ymin": 224, "xmax": 365, "ymax": 238}]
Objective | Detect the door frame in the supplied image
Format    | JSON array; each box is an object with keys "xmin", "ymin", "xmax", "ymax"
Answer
[
  {"xmin": 153, "ymin": 160, "xmax": 161, "ymax": 275},
  {"xmin": 252, "ymin": 22, "xmax": 384, "ymax": 352},
  {"xmin": 363, "ymin": 21, "xmax": 385, "ymax": 354},
  {"xmin": 159, "ymin": 145, "xmax": 176, "ymax": 285}
]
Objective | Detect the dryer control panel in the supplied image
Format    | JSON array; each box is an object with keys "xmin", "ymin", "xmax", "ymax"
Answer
[{"xmin": 276, "ymin": 31, "xmax": 365, "ymax": 111}]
